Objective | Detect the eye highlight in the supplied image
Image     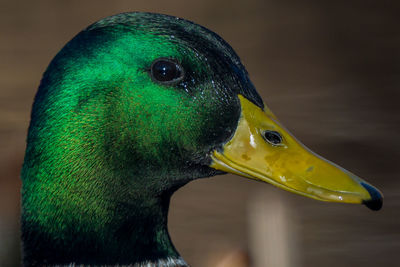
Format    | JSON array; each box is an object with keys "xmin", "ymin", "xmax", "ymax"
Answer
[{"xmin": 150, "ymin": 58, "xmax": 184, "ymax": 84}]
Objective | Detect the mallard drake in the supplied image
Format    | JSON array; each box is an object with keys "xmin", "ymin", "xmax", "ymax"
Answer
[{"xmin": 21, "ymin": 12, "xmax": 382, "ymax": 266}]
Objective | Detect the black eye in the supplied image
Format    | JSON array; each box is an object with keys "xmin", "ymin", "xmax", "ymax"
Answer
[
  {"xmin": 262, "ymin": 130, "xmax": 283, "ymax": 146},
  {"xmin": 150, "ymin": 58, "xmax": 184, "ymax": 84}
]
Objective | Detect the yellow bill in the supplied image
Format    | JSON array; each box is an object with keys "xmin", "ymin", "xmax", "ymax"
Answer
[{"xmin": 210, "ymin": 95, "xmax": 382, "ymax": 210}]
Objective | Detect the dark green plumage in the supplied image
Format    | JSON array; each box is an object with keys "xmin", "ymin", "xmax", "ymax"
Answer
[{"xmin": 21, "ymin": 12, "xmax": 262, "ymax": 266}]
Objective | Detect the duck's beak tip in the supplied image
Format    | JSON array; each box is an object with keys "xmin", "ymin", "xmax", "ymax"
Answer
[{"xmin": 361, "ymin": 182, "xmax": 383, "ymax": 211}]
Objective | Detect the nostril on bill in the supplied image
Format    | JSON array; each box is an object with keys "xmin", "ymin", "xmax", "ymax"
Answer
[{"xmin": 262, "ymin": 130, "xmax": 283, "ymax": 146}]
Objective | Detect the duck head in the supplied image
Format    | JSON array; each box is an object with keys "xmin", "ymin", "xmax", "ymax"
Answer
[{"xmin": 21, "ymin": 12, "xmax": 382, "ymax": 266}]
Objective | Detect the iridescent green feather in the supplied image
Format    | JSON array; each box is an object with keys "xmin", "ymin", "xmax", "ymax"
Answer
[{"xmin": 21, "ymin": 12, "xmax": 262, "ymax": 265}]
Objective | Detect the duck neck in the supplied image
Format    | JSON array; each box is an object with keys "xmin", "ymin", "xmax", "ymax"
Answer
[{"xmin": 22, "ymin": 177, "xmax": 185, "ymax": 266}]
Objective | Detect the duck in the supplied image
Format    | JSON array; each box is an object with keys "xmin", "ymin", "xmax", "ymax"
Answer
[{"xmin": 21, "ymin": 12, "xmax": 383, "ymax": 266}]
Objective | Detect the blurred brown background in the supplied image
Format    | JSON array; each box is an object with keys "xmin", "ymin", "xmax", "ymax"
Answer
[{"xmin": 1, "ymin": 0, "xmax": 399, "ymax": 266}]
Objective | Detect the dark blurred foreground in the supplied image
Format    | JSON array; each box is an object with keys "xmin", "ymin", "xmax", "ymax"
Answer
[{"xmin": 1, "ymin": 1, "xmax": 399, "ymax": 266}]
